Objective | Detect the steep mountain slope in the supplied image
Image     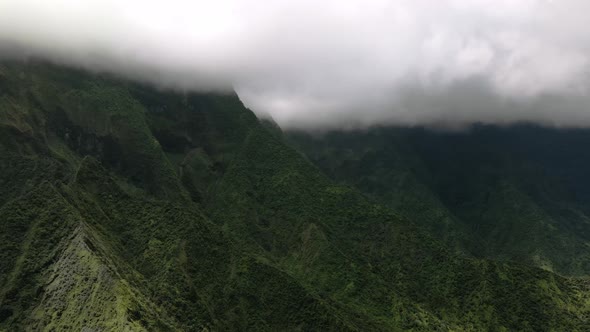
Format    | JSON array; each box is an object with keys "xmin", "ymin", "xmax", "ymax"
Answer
[
  {"xmin": 287, "ymin": 126, "xmax": 590, "ymax": 276},
  {"xmin": 0, "ymin": 62, "xmax": 358, "ymax": 331},
  {"xmin": 0, "ymin": 61, "xmax": 589, "ymax": 331}
]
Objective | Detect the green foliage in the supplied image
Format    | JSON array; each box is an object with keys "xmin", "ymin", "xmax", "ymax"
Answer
[
  {"xmin": 0, "ymin": 60, "xmax": 589, "ymax": 331},
  {"xmin": 288, "ymin": 126, "xmax": 590, "ymax": 276}
]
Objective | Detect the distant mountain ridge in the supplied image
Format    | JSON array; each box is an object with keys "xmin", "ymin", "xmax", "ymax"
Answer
[
  {"xmin": 0, "ymin": 60, "xmax": 589, "ymax": 331},
  {"xmin": 288, "ymin": 124, "xmax": 590, "ymax": 276}
]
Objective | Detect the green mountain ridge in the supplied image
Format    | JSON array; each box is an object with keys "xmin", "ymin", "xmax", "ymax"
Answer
[
  {"xmin": 0, "ymin": 61, "xmax": 589, "ymax": 331},
  {"xmin": 287, "ymin": 126, "xmax": 590, "ymax": 276}
]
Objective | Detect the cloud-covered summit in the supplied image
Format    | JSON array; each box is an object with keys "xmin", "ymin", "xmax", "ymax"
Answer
[{"xmin": 1, "ymin": 0, "xmax": 589, "ymax": 128}]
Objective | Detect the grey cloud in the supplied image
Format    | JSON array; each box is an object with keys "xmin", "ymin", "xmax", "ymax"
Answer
[{"xmin": 1, "ymin": 0, "xmax": 589, "ymax": 129}]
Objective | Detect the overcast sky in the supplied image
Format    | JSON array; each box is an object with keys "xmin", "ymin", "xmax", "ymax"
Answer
[{"xmin": 1, "ymin": 0, "xmax": 589, "ymax": 129}]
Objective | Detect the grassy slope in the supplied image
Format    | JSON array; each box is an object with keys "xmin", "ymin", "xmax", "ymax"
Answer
[{"xmin": 0, "ymin": 61, "xmax": 588, "ymax": 331}]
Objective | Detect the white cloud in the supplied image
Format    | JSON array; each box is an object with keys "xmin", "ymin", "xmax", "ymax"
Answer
[{"xmin": 1, "ymin": 0, "xmax": 589, "ymax": 128}]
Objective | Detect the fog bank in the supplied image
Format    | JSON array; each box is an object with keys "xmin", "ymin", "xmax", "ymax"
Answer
[{"xmin": 1, "ymin": 0, "xmax": 589, "ymax": 128}]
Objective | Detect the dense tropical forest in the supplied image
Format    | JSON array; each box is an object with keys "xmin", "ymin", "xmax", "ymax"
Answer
[{"xmin": 1, "ymin": 61, "xmax": 589, "ymax": 331}]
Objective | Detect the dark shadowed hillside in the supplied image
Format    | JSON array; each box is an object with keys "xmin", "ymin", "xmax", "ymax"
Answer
[
  {"xmin": 1, "ymin": 61, "xmax": 589, "ymax": 331},
  {"xmin": 287, "ymin": 125, "xmax": 590, "ymax": 276}
]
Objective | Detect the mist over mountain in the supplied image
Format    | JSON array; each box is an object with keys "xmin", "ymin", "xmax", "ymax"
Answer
[
  {"xmin": 3, "ymin": 2, "xmax": 590, "ymax": 331},
  {"xmin": 1, "ymin": 60, "xmax": 590, "ymax": 331},
  {"xmin": 2, "ymin": 0, "xmax": 590, "ymax": 128}
]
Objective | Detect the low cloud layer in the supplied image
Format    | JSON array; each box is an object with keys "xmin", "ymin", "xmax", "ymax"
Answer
[{"xmin": 1, "ymin": 0, "xmax": 590, "ymax": 129}]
